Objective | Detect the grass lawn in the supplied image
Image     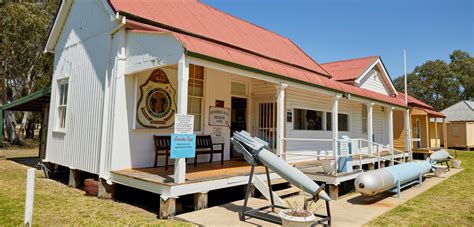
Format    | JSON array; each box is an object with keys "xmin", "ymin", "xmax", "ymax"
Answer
[
  {"xmin": 0, "ymin": 149, "xmax": 190, "ymax": 226},
  {"xmin": 367, "ymin": 150, "xmax": 474, "ymax": 226}
]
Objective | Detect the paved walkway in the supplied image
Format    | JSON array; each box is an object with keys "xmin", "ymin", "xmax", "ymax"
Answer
[{"xmin": 176, "ymin": 168, "xmax": 462, "ymax": 226}]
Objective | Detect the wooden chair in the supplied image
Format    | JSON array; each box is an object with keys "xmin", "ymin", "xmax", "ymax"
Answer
[
  {"xmin": 195, "ymin": 135, "xmax": 224, "ymax": 167},
  {"xmin": 153, "ymin": 135, "xmax": 171, "ymax": 169}
]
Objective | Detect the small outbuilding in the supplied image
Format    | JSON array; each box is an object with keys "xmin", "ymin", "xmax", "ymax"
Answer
[{"xmin": 442, "ymin": 100, "xmax": 474, "ymax": 150}]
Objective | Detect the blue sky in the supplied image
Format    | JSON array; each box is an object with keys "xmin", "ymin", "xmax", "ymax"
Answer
[{"xmin": 202, "ymin": 0, "xmax": 474, "ymax": 78}]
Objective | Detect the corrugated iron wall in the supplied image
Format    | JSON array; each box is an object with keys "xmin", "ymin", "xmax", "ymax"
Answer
[{"xmin": 45, "ymin": 0, "xmax": 115, "ymax": 174}]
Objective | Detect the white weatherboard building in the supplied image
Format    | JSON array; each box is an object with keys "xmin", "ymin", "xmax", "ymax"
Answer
[{"xmin": 43, "ymin": 0, "xmax": 413, "ymax": 216}]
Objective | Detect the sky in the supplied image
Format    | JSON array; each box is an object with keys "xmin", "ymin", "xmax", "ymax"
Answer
[{"xmin": 201, "ymin": 0, "xmax": 474, "ymax": 78}]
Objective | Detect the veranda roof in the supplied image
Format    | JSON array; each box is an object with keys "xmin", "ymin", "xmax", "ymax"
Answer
[
  {"xmin": 0, "ymin": 86, "xmax": 51, "ymax": 144},
  {"xmin": 0, "ymin": 87, "xmax": 51, "ymax": 112}
]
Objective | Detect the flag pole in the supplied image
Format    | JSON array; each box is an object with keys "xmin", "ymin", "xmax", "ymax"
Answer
[
  {"xmin": 404, "ymin": 50, "xmax": 412, "ymax": 160},
  {"xmin": 404, "ymin": 50, "xmax": 408, "ymax": 105}
]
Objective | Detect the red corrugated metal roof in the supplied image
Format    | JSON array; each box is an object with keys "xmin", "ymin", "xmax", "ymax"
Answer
[
  {"xmin": 398, "ymin": 93, "xmax": 433, "ymax": 109},
  {"xmin": 129, "ymin": 26, "xmax": 406, "ymax": 107},
  {"xmin": 108, "ymin": 0, "xmax": 330, "ymax": 77},
  {"xmin": 423, "ymin": 108, "xmax": 446, "ymax": 117},
  {"xmin": 321, "ymin": 56, "xmax": 378, "ymax": 81}
]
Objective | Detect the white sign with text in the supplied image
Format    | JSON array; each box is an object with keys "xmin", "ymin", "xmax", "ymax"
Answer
[{"xmin": 174, "ymin": 114, "xmax": 194, "ymax": 134}]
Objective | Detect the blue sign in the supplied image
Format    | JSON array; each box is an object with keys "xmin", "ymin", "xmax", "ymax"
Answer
[{"xmin": 170, "ymin": 134, "xmax": 196, "ymax": 159}]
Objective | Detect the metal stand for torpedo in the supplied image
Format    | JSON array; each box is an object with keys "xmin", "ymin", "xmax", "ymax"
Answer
[{"xmin": 232, "ymin": 133, "xmax": 331, "ymax": 226}]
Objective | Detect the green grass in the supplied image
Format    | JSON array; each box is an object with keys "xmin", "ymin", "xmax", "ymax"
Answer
[
  {"xmin": 367, "ymin": 150, "xmax": 474, "ymax": 226},
  {"xmin": 0, "ymin": 153, "xmax": 190, "ymax": 226}
]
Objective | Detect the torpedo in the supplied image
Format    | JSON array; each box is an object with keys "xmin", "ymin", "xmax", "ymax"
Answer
[{"xmin": 354, "ymin": 150, "xmax": 451, "ymax": 197}]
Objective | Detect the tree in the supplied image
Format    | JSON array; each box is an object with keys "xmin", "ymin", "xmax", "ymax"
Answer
[
  {"xmin": 0, "ymin": 1, "xmax": 59, "ymax": 144},
  {"xmin": 394, "ymin": 50, "xmax": 473, "ymax": 111},
  {"xmin": 449, "ymin": 50, "xmax": 474, "ymax": 100}
]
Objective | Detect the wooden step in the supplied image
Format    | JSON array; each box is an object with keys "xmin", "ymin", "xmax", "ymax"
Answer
[
  {"xmin": 267, "ymin": 178, "xmax": 288, "ymax": 185},
  {"xmin": 275, "ymin": 186, "xmax": 301, "ymax": 197}
]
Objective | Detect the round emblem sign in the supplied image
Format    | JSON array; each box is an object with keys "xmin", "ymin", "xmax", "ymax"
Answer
[
  {"xmin": 145, "ymin": 88, "xmax": 172, "ymax": 119},
  {"xmin": 137, "ymin": 69, "xmax": 177, "ymax": 129}
]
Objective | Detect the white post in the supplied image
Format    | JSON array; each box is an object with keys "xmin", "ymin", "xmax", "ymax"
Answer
[
  {"xmin": 332, "ymin": 95, "xmax": 340, "ymax": 166},
  {"xmin": 276, "ymin": 83, "xmax": 288, "ymax": 158},
  {"xmin": 405, "ymin": 108, "xmax": 412, "ymax": 159},
  {"xmin": 367, "ymin": 103, "xmax": 374, "ymax": 155},
  {"xmin": 24, "ymin": 168, "xmax": 35, "ymax": 226},
  {"xmin": 175, "ymin": 56, "xmax": 189, "ymax": 184},
  {"xmin": 388, "ymin": 107, "xmax": 394, "ymax": 149}
]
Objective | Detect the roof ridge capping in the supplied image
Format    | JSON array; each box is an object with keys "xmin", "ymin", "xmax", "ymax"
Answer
[
  {"xmin": 321, "ymin": 56, "xmax": 379, "ymax": 65},
  {"xmin": 464, "ymin": 100, "xmax": 474, "ymax": 111}
]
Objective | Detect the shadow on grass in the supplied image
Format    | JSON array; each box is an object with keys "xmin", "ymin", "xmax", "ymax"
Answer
[{"xmin": 7, "ymin": 157, "xmax": 40, "ymax": 169}]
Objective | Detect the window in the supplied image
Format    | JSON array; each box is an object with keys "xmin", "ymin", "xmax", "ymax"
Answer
[
  {"xmin": 293, "ymin": 108, "xmax": 323, "ymax": 130},
  {"xmin": 188, "ymin": 64, "xmax": 204, "ymax": 131},
  {"xmin": 231, "ymin": 82, "xmax": 247, "ymax": 96},
  {"xmin": 362, "ymin": 104, "xmax": 368, "ymax": 133},
  {"xmin": 57, "ymin": 78, "xmax": 69, "ymax": 130},
  {"xmin": 326, "ymin": 113, "xmax": 349, "ymax": 131}
]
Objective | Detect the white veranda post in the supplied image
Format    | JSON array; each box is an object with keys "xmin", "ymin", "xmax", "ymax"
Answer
[
  {"xmin": 367, "ymin": 103, "xmax": 374, "ymax": 155},
  {"xmin": 175, "ymin": 56, "xmax": 189, "ymax": 184},
  {"xmin": 405, "ymin": 108, "xmax": 412, "ymax": 159},
  {"xmin": 276, "ymin": 83, "xmax": 287, "ymax": 158},
  {"xmin": 332, "ymin": 95, "xmax": 340, "ymax": 161},
  {"xmin": 388, "ymin": 107, "xmax": 394, "ymax": 149}
]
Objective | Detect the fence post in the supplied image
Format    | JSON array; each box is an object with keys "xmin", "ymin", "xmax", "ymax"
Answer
[
  {"xmin": 377, "ymin": 144, "xmax": 380, "ymax": 169},
  {"xmin": 334, "ymin": 139, "xmax": 338, "ymax": 174},
  {"xmin": 24, "ymin": 168, "xmax": 35, "ymax": 227},
  {"xmin": 359, "ymin": 140, "xmax": 362, "ymax": 168}
]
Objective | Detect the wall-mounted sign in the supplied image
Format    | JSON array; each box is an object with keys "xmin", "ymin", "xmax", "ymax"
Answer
[
  {"xmin": 209, "ymin": 106, "xmax": 230, "ymax": 127},
  {"xmin": 211, "ymin": 126, "xmax": 226, "ymax": 144},
  {"xmin": 287, "ymin": 111, "xmax": 293, "ymax": 123},
  {"xmin": 137, "ymin": 69, "xmax": 177, "ymax": 128},
  {"xmin": 174, "ymin": 114, "xmax": 194, "ymax": 135},
  {"xmin": 170, "ymin": 134, "xmax": 196, "ymax": 159},
  {"xmin": 215, "ymin": 100, "xmax": 225, "ymax": 108}
]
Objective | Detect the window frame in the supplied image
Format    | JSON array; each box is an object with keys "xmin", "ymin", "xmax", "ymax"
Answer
[
  {"xmin": 187, "ymin": 64, "xmax": 205, "ymax": 132},
  {"xmin": 362, "ymin": 104, "xmax": 368, "ymax": 133},
  {"xmin": 326, "ymin": 112, "xmax": 350, "ymax": 132},
  {"xmin": 55, "ymin": 77, "xmax": 69, "ymax": 133},
  {"xmin": 292, "ymin": 107, "xmax": 325, "ymax": 131}
]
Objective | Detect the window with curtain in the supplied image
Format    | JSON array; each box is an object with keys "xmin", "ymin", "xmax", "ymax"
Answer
[{"xmin": 188, "ymin": 64, "xmax": 204, "ymax": 131}]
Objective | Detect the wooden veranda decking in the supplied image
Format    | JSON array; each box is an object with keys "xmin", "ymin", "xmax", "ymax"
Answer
[
  {"xmin": 111, "ymin": 160, "xmax": 266, "ymax": 186},
  {"xmin": 109, "ymin": 151, "xmax": 409, "ymax": 199}
]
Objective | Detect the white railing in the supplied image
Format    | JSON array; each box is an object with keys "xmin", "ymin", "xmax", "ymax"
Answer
[{"xmin": 281, "ymin": 137, "xmax": 412, "ymax": 174}]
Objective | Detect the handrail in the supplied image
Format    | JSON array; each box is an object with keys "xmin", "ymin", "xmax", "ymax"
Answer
[
  {"xmin": 281, "ymin": 137, "xmax": 412, "ymax": 173},
  {"xmin": 282, "ymin": 138, "xmax": 334, "ymax": 142}
]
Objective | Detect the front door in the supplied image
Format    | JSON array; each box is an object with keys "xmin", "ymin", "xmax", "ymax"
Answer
[
  {"xmin": 231, "ymin": 97, "xmax": 247, "ymax": 159},
  {"xmin": 414, "ymin": 118, "xmax": 421, "ymax": 148}
]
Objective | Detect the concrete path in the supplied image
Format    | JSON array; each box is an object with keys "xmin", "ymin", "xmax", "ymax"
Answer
[{"xmin": 176, "ymin": 168, "xmax": 462, "ymax": 227}]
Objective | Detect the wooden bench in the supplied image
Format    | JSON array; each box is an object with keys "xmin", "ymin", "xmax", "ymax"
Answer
[
  {"xmin": 153, "ymin": 135, "xmax": 224, "ymax": 170},
  {"xmin": 194, "ymin": 135, "xmax": 224, "ymax": 167}
]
